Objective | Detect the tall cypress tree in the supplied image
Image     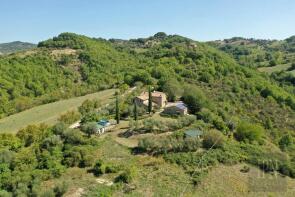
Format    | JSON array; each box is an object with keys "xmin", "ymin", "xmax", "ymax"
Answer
[
  {"xmin": 148, "ymin": 86, "xmax": 152, "ymax": 114},
  {"xmin": 115, "ymin": 95, "xmax": 120, "ymax": 124},
  {"xmin": 133, "ymin": 100, "xmax": 138, "ymax": 121}
]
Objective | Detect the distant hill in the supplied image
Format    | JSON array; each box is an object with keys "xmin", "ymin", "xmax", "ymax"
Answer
[
  {"xmin": 208, "ymin": 36, "xmax": 295, "ymax": 69},
  {"xmin": 0, "ymin": 41, "xmax": 36, "ymax": 54}
]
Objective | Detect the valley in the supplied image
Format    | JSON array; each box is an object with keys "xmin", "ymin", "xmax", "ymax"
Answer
[{"xmin": 0, "ymin": 32, "xmax": 294, "ymax": 196}]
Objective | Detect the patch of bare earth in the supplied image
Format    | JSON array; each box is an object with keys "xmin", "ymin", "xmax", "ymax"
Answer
[
  {"xmin": 65, "ymin": 188, "xmax": 84, "ymax": 197},
  {"xmin": 51, "ymin": 48, "xmax": 77, "ymax": 56}
]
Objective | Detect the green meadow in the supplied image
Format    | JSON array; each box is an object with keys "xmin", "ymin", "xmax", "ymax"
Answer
[{"xmin": 0, "ymin": 89, "xmax": 116, "ymax": 133}]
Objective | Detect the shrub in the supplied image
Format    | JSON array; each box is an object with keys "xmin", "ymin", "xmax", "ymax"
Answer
[
  {"xmin": 80, "ymin": 122, "xmax": 98, "ymax": 137},
  {"xmin": 53, "ymin": 181, "xmax": 68, "ymax": 197},
  {"xmin": 105, "ymin": 164, "xmax": 120, "ymax": 173},
  {"xmin": 183, "ymin": 86, "xmax": 209, "ymax": 114},
  {"xmin": 278, "ymin": 134, "xmax": 293, "ymax": 150},
  {"xmin": 234, "ymin": 121, "xmax": 265, "ymax": 143},
  {"xmin": 92, "ymin": 160, "xmax": 105, "ymax": 176},
  {"xmin": 62, "ymin": 129, "xmax": 85, "ymax": 145},
  {"xmin": 58, "ymin": 110, "xmax": 80, "ymax": 125},
  {"xmin": 52, "ymin": 122, "xmax": 67, "ymax": 135},
  {"xmin": 202, "ymin": 130, "xmax": 225, "ymax": 149},
  {"xmin": 115, "ymin": 166, "xmax": 137, "ymax": 184},
  {"xmin": 240, "ymin": 165, "xmax": 250, "ymax": 173}
]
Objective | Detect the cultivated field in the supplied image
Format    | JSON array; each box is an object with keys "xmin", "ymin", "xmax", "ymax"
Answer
[{"xmin": 0, "ymin": 89, "xmax": 116, "ymax": 133}]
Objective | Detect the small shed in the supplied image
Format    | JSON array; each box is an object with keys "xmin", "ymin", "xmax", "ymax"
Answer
[{"xmin": 184, "ymin": 129, "xmax": 203, "ymax": 139}]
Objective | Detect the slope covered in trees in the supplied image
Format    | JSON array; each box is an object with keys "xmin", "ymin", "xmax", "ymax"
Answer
[
  {"xmin": 0, "ymin": 32, "xmax": 294, "ymax": 129},
  {"xmin": 0, "ymin": 32, "xmax": 295, "ymax": 196},
  {"xmin": 208, "ymin": 36, "xmax": 295, "ymax": 99}
]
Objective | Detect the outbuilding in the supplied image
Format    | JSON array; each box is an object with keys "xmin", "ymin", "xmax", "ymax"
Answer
[
  {"xmin": 184, "ymin": 129, "xmax": 203, "ymax": 139},
  {"xmin": 163, "ymin": 101, "xmax": 188, "ymax": 115}
]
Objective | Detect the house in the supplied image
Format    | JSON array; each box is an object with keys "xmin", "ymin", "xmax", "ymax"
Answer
[
  {"xmin": 163, "ymin": 101, "xmax": 188, "ymax": 115},
  {"xmin": 184, "ymin": 129, "xmax": 203, "ymax": 139},
  {"xmin": 135, "ymin": 91, "xmax": 167, "ymax": 109}
]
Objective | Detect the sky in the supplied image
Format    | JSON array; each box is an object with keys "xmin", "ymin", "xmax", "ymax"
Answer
[{"xmin": 0, "ymin": 0, "xmax": 295, "ymax": 43}]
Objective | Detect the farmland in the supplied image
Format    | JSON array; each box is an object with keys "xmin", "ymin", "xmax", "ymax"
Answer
[{"xmin": 0, "ymin": 89, "xmax": 116, "ymax": 133}]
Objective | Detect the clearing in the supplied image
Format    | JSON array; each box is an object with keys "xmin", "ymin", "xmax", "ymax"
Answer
[
  {"xmin": 0, "ymin": 89, "xmax": 116, "ymax": 133},
  {"xmin": 258, "ymin": 63, "xmax": 295, "ymax": 75}
]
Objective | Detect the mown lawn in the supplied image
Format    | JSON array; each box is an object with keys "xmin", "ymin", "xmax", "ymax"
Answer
[{"xmin": 0, "ymin": 89, "xmax": 116, "ymax": 133}]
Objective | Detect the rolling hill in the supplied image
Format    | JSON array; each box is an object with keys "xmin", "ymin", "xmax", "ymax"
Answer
[
  {"xmin": 0, "ymin": 32, "xmax": 294, "ymax": 196},
  {"xmin": 0, "ymin": 41, "xmax": 36, "ymax": 54}
]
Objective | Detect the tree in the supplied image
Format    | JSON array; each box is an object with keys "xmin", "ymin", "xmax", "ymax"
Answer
[
  {"xmin": 279, "ymin": 133, "xmax": 293, "ymax": 150},
  {"xmin": 234, "ymin": 121, "xmax": 265, "ymax": 143},
  {"xmin": 78, "ymin": 99, "xmax": 100, "ymax": 116},
  {"xmin": 148, "ymin": 86, "xmax": 152, "ymax": 114},
  {"xmin": 81, "ymin": 122, "xmax": 97, "ymax": 137},
  {"xmin": 183, "ymin": 86, "xmax": 208, "ymax": 114},
  {"xmin": 203, "ymin": 130, "xmax": 225, "ymax": 149},
  {"xmin": 162, "ymin": 79, "xmax": 182, "ymax": 102},
  {"xmin": 115, "ymin": 95, "xmax": 120, "ymax": 124},
  {"xmin": 133, "ymin": 100, "xmax": 138, "ymax": 121},
  {"xmin": 58, "ymin": 110, "xmax": 80, "ymax": 125}
]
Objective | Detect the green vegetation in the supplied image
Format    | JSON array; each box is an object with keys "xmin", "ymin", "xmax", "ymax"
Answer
[
  {"xmin": 235, "ymin": 121, "xmax": 265, "ymax": 143},
  {"xmin": 0, "ymin": 89, "xmax": 115, "ymax": 133},
  {"xmin": 0, "ymin": 32, "xmax": 295, "ymax": 196}
]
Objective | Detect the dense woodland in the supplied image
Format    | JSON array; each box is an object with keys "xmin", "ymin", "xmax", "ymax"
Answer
[{"xmin": 0, "ymin": 32, "xmax": 295, "ymax": 196}]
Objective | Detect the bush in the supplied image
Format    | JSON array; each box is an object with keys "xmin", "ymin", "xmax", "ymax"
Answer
[
  {"xmin": 52, "ymin": 122, "xmax": 67, "ymax": 135},
  {"xmin": 92, "ymin": 160, "xmax": 105, "ymax": 176},
  {"xmin": 80, "ymin": 122, "xmax": 98, "ymax": 137},
  {"xmin": 138, "ymin": 135, "xmax": 200, "ymax": 154},
  {"xmin": 53, "ymin": 181, "xmax": 68, "ymax": 197},
  {"xmin": 183, "ymin": 86, "xmax": 209, "ymax": 114},
  {"xmin": 58, "ymin": 110, "xmax": 80, "ymax": 125},
  {"xmin": 234, "ymin": 122, "xmax": 265, "ymax": 143},
  {"xmin": 105, "ymin": 164, "xmax": 120, "ymax": 173},
  {"xmin": 202, "ymin": 130, "xmax": 225, "ymax": 149},
  {"xmin": 278, "ymin": 133, "xmax": 293, "ymax": 150},
  {"xmin": 115, "ymin": 166, "xmax": 137, "ymax": 184}
]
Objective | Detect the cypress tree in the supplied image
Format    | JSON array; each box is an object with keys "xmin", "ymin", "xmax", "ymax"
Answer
[
  {"xmin": 133, "ymin": 100, "xmax": 138, "ymax": 121},
  {"xmin": 115, "ymin": 95, "xmax": 120, "ymax": 124},
  {"xmin": 148, "ymin": 86, "xmax": 152, "ymax": 114}
]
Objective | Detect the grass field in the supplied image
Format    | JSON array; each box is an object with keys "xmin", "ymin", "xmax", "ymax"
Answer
[
  {"xmin": 258, "ymin": 63, "xmax": 294, "ymax": 75},
  {"xmin": 195, "ymin": 164, "xmax": 295, "ymax": 197},
  {"xmin": 0, "ymin": 89, "xmax": 116, "ymax": 133},
  {"xmin": 43, "ymin": 133, "xmax": 295, "ymax": 197}
]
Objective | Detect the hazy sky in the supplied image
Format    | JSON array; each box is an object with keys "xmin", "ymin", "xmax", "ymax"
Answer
[{"xmin": 1, "ymin": 0, "xmax": 295, "ymax": 43}]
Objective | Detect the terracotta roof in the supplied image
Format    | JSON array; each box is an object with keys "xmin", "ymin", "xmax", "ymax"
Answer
[
  {"xmin": 136, "ymin": 91, "xmax": 166, "ymax": 101},
  {"xmin": 152, "ymin": 91, "xmax": 166, "ymax": 97},
  {"xmin": 136, "ymin": 92, "xmax": 149, "ymax": 101}
]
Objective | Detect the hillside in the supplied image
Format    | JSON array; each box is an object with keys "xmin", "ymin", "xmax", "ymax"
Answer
[
  {"xmin": 208, "ymin": 36, "xmax": 295, "ymax": 69},
  {"xmin": 0, "ymin": 32, "xmax": 294, "ymax": 196},
  {"xmin": 208, "ymin": 36, "xmax": 295, "ymax": 96},
  {"xmin": 0, "ymin": 41, "xmax": 36, "ymax": 54}
]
